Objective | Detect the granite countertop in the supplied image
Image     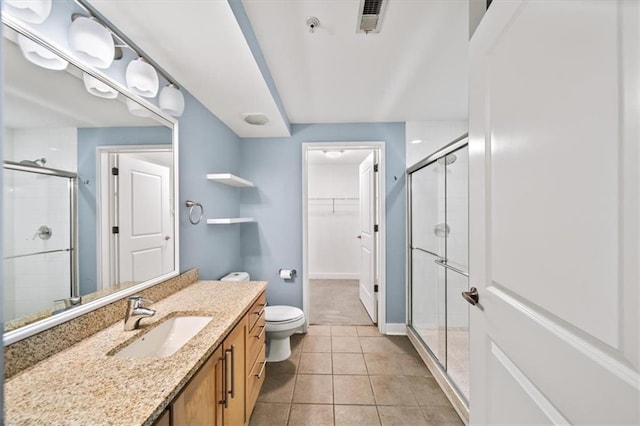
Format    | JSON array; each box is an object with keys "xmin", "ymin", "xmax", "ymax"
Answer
[{"xmin": 4, "ymin": 280, "xmax": 268, "ymax": 426}]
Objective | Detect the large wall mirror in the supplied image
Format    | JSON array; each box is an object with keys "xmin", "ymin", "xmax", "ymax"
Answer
[{"xmin": 2, "ymin": 14, "xmax": 179, "ymax": 344}]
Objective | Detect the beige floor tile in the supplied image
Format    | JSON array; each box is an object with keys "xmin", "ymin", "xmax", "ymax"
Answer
[
  {"xmin": 397, "ymin": 354, "xmax": 432, "ymax": 377},
  {"xmin": 363, "ymin": 353, "xmax": 403, "ymax": 376},
  {"xmin": 331, "ymin": 325, "xmax": 357, "ymax": 336},
  {"xmin": 370, "ymin": 375, "xmax": 419, "ymax": 406},
  {"xmin": 333, "ymin": 375, "xmax": 375, "ymax": 405},
  {"xmin": 302, "ymin": 336, "xmax": 332, "ymax": 353},
  {"xmin": 293, "ymin": 374, "xmax": 334, "ymax": 404},
  {"xmin": 386, "ymin": 336, "xmax": 420, "ymax": 355},
  {"xmin": 378, "ymin": 406, "xmax": 429, "ymax": 426},
  {"xmin": 334, "ymin": 405, "xmax": 380, "ymax": 426},
  {"xmin": 258, "ymin": 374, "xmax": 296, "ymax": 403},
  {"xmin": 406, "ymin": 376, "xmax": 451, "ymax": 406},
  {"xmin": 249, "ymin": 402, "xmax": 290, "ymax": 426},
  {"xmin": 359, "ymin": 336, "xmax": 394, "ymax": 353},
  {"xmin": 267, "ymin": 356, "xmax": 300, "ymax": 375},
  {"xmin": 307, "ymin": 325, "xmax": 332, "ymax": 336},
  {"xmin": 357, "ymin": 325, "xmax": 382, "ymax": 336},
  {"xmin": 332, "ymin": 336, "xmax": 362, "ymax": 353},
  {"xmin": 421, "ymin": 405, "xmax": 464, "ymax": 425},
  {"xmin": 291, "ymin": 334, "xmax": 305, "ymax": 353},
  {"xmin": 299, "ymin": 352, "xmax": 332, "ymax": 374},
  {"xmin": 288, "ymin": 404, "xmax": 334, "ymax": 426},
  {"xmin": 332, "ymin": 353, "xmax": 368, "ymax": 375}
]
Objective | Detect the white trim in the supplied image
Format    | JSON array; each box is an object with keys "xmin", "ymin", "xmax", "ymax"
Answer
[
  {"xmin": 308, "ymin": 273, "xmax": 360, "ymax": 280},
  {"xmin": 302, "ymin": 142, "xmax": 386, "ymax": 335},
  {"xmin": 384, "ymin": 323, "xmax": 407, "ymax": 335}
]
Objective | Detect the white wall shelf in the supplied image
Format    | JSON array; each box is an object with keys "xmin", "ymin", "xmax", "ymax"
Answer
[
  {"xmin": 206, "ymin": 217, "xmax": 254, "ymax": 225},
  {"xmin": 206, "ymin": 173, "xmax": 254, "ymax": 188}
]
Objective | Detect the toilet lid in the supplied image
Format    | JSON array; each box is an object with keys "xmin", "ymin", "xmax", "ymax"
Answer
[{"xmin": 265, "ymin": 305, "xmax": 304, "ymax": 322}]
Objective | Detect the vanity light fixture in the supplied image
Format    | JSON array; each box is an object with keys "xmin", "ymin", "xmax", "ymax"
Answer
[
  {"xmin": 82, "ymin": 72, "xmax": 118, "ymax": 99},
  {"xmin": 126, "ymin": 57, "xmax": 159, "ymax": 98},
  {"xmin": 3, "ymin": 0, "xmax": 52, "ymax": 24},
  {"xmin": 159, "ymin": 84, "xmax": 185, "ymax": 117},
  {"xmin": 126, "ymin": 98, "xmax": 152, "ymax": 118},
  {"xmin": 17, "ymin": 33, "xmax": 68, "ymax": 70},
  {"xmin": 68, "ymin": 16, "xmax": 115, "ymax": 69},
  {"xmin": 324, "ymin": 150, "xmax": 344, "ymax": 159}
]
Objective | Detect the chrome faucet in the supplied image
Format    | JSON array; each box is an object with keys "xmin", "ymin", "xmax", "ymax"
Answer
[{"xmin": 124, "ymin": 296, "xmax": 156, "ymax": 331}]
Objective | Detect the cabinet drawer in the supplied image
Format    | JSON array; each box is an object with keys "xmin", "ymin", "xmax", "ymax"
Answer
[
  {"xmin": 248, "ymin": 292, "xmax": 266, "ymax": 332},
  {"xmin": 246, "ymin": 343, "xmax": 266, "ymax": 420},
  {"xmin": 247, "ymin": 308, "xmax": 266, "ymax": 368}
]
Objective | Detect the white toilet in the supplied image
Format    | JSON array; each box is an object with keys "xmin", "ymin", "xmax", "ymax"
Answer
[{"xmin": 220, "ymin": 272, "xmax": 306, "ymax": 362}]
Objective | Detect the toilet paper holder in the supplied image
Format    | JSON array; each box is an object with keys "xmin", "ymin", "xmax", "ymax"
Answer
[{"xmin": 279, "ymin": 269, "xmax": 297, "ymax": 280}]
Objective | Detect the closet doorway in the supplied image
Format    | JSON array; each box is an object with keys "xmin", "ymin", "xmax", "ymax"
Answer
[{"xmin": 302, "ymin": 143, "xmax": 385, "ymax": 331}]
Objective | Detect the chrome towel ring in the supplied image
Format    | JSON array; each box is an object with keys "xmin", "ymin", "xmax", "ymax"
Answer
[{"xmin": 185, "ymin": 200, "xmax": 204, "ymax": 225}]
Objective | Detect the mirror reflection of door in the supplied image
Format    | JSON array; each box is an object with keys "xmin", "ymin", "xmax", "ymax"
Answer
[{"xmin": 98, "ymin": 148, "xmax": 174, "ymax": 289}]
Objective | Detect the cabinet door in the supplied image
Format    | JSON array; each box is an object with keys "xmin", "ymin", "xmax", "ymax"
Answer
[
  {"xmin": 173, "ymin": 345, "xmax": 223, "ymax": 426},
  {"xmin": 223, "ymin": 317, "xmax": 247, "ymax": 426}
]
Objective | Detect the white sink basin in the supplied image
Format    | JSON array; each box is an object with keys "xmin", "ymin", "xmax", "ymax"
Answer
[{"xmin": 114, "ymin": 316, "xmax": 213, "ymax": 358}]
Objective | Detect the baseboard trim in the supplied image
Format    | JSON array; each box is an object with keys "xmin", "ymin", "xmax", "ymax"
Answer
[
  {"xmin": 308, "ymin": 273, "xmax": 360, "ymax": 280},
  {"xmin": 384, "ymin": 323, "xmax": 407, "ymax": 335}
]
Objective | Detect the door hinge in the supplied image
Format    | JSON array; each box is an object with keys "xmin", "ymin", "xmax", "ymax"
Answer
[
  {"xmin": 111, "ymin": 167, "xmax": 119, "ymax": 176},
  {"xmin": 374, "ymin": 164, "xmax": 379, "ymax": 172},
  {"xmin": 374, "ymin": 224, "xmax": 379, "ymax": 232},
  {"xmin": 112, "ymin": 226, "xmax": 119, "ymax": 234},
  {"xmin": 374, "ymin": 284, "xmax": 379, "ymax": 293}
]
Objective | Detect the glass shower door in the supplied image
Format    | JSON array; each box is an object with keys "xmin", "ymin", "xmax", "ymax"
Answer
[
  {"xmin": 410, "ymin": 160, "xmax": 446, "ymax": 364},
  {"xmin": 3, "ymin": 167, "xmax": 74, "ymax": 322}
]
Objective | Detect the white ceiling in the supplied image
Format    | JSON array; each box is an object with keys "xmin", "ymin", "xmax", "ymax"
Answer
[
  {"xmin": 307, "ymin": 149, "xmax": 371, "ymax": 165},
  {"xmin": 87, "ymin": 0, "xmax": 469, "ymax": 137},
  {"xmin": 87, "ymin": 0, "xmax": 291, "ymax": 138},
  {"xmin": 242, "ymin": 0, "xmax": 469, "ymax": 123}
]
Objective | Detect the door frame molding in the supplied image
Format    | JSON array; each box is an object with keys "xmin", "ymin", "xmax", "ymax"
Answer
[
  {"xmin": 96, "ymin": 145, "xmax": 173, "ymax": 290},
  {"xmin": 302, "ymin": 142, "xmax": 387, "ymax": 333}
]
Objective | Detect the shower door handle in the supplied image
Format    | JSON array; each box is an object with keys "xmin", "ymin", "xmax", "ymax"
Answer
[{"xmin": 462, "ymin": 287, "xmax": 479, "ymax": 306}]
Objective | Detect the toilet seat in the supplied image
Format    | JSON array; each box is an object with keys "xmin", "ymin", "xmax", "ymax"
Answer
[{"xmin": 265, "ymin": 305, "xmax": 304, "ymax": 323}]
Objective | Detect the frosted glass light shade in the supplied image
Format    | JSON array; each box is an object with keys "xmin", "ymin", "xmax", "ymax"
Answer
[
  {"xmin": 17, "ymin": 34, "xmax": 67, "ymax": 70},
  {"xmin": 83, "ymin": 72, "xmax": 117, "ymax": 99},
  {"xmin": 68, "ymin": 17, "xmax": 114, "ymax": 69},
  {"xmin": 159, "ymin": 85, "xmax": 185, "ymax": 117},
  {"xmin": 4, "ymin": 0, "xmax": 52, "ymax": 24},
  {"xmin": 324, "ymin": 150, "xmax": 344, "ymax": 159},
  {"xmin": 126, "ymin": 98, "xmax": 152, "ymax": 118},
  {"xmin": 126, "ymin": 58, "xmax": 159, "ymax": 98}
]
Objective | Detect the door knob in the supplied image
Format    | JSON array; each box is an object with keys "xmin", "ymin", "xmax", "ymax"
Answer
[
  {"xmin": 462, "ymin": 287, "xmax": 479, "ymax": 305},
  {"xmin": 165, "ymin": 235, "xmax": 171, "ymax": 240},
  {"xmin": 356, "ymin": 235, "xmax": 362, "ymax": 239}
]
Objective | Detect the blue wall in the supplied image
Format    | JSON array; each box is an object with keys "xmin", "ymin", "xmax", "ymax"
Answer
[
  {"xmin": 239, "ymin": 123, "xmax": 406, "ymax": 323},
  {"xmin": 178, "ymin": 91, "xmax": 244, "ymax": 280},
  {"xmin": 76, "ymin": 126, "xmax": 172, "ymax": 295}
]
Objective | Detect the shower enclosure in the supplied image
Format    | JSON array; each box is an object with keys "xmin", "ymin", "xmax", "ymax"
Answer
[
  {"xmin": 3, "ymin": 161, "xmax": 78, "ymax": 323},
  {"xmin": 407, "ymin": 135, "xmax": 469, "ymax": 406}
]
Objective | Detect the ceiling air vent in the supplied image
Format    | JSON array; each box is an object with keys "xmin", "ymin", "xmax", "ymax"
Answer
[{"xmin": 357, "ymin": 0, "xmax": 386, "ymax": 34}]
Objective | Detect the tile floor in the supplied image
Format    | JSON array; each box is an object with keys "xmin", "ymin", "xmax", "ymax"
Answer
[
  {"xmin": 309, "ymin": 280, "xmax": 373, "ymax": 325},
  {"xmin": 250, "ymin": 325, "xmax": 463, "ymax": 426}
]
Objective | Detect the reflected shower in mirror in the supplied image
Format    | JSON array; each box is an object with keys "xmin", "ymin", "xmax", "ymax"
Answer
[{"xmin": 2, "ymin": 23, "xmax": 176, "ymax": 332}]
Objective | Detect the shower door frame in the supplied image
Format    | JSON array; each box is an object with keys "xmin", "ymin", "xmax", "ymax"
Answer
[
  {"xmin": 405, "ymin": 134, "xmax": 469, "ymax": 421},
  {"xmin": 2, "ymin": 161, "xmax": 79, "ymax": 298}
]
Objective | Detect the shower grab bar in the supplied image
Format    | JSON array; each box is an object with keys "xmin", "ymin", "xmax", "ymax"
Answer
[
  {"xmin": 4, "ymin": 248, "xmax": 72, "ymax": 261},
  {"xmin": 434, "ymin": 258, "xmax": 469, "ymax": 278}
]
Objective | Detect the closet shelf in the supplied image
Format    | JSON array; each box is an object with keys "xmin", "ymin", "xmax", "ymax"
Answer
[
  {"xmin": 206, "ymin": 217, "xmax": 254, "ymax": 225},
  {"xmin": 206, "ymin": 173, "xmax": 254, "ymax": 187}
]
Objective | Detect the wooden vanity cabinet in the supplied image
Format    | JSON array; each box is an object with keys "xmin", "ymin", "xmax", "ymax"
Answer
[{"xmin": 166, "ymin": 291, "xmax": 265, "ymax": 426}]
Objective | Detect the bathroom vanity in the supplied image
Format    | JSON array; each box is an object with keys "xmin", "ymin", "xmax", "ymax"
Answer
[{"xmin": 4, "ymin": 279, "xmax": 267, "ymax": 425}]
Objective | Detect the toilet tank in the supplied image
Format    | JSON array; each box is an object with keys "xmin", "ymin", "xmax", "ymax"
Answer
[{"xmin": 220, "ymin": 272, "xmax": 250, "ymax": 282}]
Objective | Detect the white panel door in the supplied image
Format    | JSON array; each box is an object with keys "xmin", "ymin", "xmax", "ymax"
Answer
[
  {"xmin": 118, "ymin": 155, "xmax": 173, "ymax": 284},
  {"xmin": 469, "ymin": 1, "xmax": 639, "ymax": 424},
  {"xmin": 359, "ymin": 152, "xmax": 376, "ymax": 322}
]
